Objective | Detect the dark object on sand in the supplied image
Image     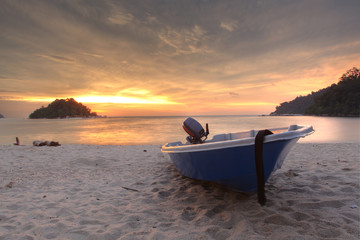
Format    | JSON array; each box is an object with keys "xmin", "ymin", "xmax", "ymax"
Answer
[
  {"xmin": 33, "ymin": 140, "xmax": 61, "ymax": 147},
  {"xmin": 14, "ymin": 137, "xmax": 20, "ymax": 145}
]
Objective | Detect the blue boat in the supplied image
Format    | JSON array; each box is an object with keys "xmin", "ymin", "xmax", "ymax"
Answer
[{"xmin": 161, "ymin": 119, "xmax": 314, "ymax": 196}]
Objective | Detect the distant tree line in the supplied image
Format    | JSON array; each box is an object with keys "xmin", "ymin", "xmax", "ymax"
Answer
[
  {"xmin": 270, "ymin": 89, "xmax": 327, "ymax": 115},
  {"xmin": 29, "ymin": 98, "xmax": 97, "ymax": 119},
  {"xmin": 271, "ymin": 67, "xmax": 360, "ymax": 117}
]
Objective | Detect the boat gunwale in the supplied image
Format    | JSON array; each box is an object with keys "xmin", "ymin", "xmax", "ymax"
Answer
[{"xmin": 161, "ymin": 125, "xmax": 314, "ymax": 153}]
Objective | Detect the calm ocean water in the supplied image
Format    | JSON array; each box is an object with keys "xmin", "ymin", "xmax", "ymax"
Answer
[{"xmin": 0, "ymin": 116, "xmax": 359, "ymax": 145}]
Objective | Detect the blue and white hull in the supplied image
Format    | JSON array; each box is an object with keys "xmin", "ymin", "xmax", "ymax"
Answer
[{"xmin": 161, "ymin": 125, "xmax": 314, "ymax": 192}]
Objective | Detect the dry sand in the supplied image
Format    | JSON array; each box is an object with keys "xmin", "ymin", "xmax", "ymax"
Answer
[{"xmin": 0, "ymin": 143, "xmax": 359, "ymax": 240}]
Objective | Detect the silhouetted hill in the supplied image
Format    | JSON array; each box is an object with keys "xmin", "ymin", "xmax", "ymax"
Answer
[
  {"xmin": 271, "ymin": 67, "xmax": 360, "ymax": 117},
  {"xmin": 0, "ymin": 113, "xmax": 4, "ymax": 118},
  {"xmin": 270, "ymin": 89, "xmax": 326, "ymax": 115},
  {"xmin": 29, "ymin": 98, "xmax": 97, "ymax": 119},
  {"xmin": 305, "ymin": 68, "xmax": 360, "ymax": 116}
]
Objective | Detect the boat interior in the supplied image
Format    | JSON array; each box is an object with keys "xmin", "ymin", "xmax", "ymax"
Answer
[{"xmin": 204, "ymin": 126, "xmax": 295, "ymax": 143}]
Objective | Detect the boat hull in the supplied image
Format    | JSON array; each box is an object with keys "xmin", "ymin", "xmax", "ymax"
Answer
[{"xmin": 167, "ymin": 138, "xmax": 299, "ymax": 192}]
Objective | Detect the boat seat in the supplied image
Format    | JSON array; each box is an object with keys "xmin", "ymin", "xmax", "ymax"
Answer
[
  {"xmin": 229, "ymin": 132, "xmax": 246, "ymax": 140},
  {"xmin": 209, "ymin": 131, "xmax": 255, "ymax": 142},
  {"xmin": 209, "ymin": 134, "xmax": 226, "ymax": 142},
  {"xmin": 228, "ymin": 132, "xmax": 255, "ymax": 140}
]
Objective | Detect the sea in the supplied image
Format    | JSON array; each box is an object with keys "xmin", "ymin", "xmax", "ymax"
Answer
[{"xmin": 0, "ymin": 115, "xmax": 359, "ymax": 146}]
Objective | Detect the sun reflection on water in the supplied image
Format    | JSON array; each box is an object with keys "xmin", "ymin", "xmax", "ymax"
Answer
[{"xmin": 0, "ymin": 116, "xmax": 358, "ymax": 145}]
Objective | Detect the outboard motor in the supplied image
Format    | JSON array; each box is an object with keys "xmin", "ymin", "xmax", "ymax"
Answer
[{"xmin": 183, "ymin": 117, "xmax": 209, "ymax": 144}]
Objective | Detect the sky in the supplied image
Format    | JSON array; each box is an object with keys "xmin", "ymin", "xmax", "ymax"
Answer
[{"xmin": 1, "ymin": 0, "xmax": 359, "ymax": 117}]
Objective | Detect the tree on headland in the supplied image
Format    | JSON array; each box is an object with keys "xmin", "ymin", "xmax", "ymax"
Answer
[
  {"xmin": 29, "ymin": 98, "xmax": 97, "ymax": 119},
  {"xmin": 271, "ymin": 67, "xmax": 360, "ymax": 117},
  {"xmin": 270, "ymin": 89, "xmax": 327, "ymax": 115},
  {"xmin": 305, "ymin": 67, "xmax": 360, "ymax": 116}
]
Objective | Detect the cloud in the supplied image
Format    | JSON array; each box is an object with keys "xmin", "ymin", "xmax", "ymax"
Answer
[
  {"xmin": 81, "ymin": 52, "xmax": 104, "ymax": 58},
  {"xmin": 0, "ymin": 0, "xmax": 359, "ymax": 117},
  {"xmin": 38, "ymin": 54, "xmax": 75, "ymax": 63},
  {"xmin": 220, "ymin": 20, "xmax": 238, "ymax": 32},
  {"xmin": 107, "ymin": 8, "xmax": 134, "ymax": 25},
  {"xmin": 229, "ymin": 92, "xmax": 239, "ymax": 96},
  {"xmin": 158, "ymin": 25, "xmax": 210, "ymax": 55}
]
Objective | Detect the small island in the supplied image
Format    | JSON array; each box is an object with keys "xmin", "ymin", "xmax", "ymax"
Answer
[
  {"xmin": 271, "ymin": 67, "xmax": 360, "ymax": 117},
  {"xmin": 0, "ymin": 113, "xmax": 4, "ymax": 118},
  {"xmin": 29, "ymin": 98, "xmax": 98, "ymax": 119}
]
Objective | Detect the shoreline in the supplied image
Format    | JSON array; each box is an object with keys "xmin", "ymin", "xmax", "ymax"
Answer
[{"xmin": 0, "ymin": 143, "xmax": 359, "ymax": 239}]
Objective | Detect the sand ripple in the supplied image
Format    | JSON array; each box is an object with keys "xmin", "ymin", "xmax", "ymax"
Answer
[{"xmin": 0, "ymin": 143, "xmax": 359, "ymax": 239}]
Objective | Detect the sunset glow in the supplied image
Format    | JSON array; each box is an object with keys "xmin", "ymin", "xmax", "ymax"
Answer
[
  {"xmin": 75, "ymin": 96, "xmax": 177, "ymax": 105},
  {"xmin": 0, "ymin": 1, "xmax": 359, "ymax": 117}
]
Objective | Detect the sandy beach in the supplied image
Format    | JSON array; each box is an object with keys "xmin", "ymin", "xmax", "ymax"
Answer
[{"xmin": 0, "ymin": 143, "xmax": 359, "ymax": 240}]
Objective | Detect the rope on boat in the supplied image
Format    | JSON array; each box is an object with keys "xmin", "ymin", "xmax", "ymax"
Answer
[{"xmin": 255, "ymin": 129, "xmax": 273, "ymax": 206}]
